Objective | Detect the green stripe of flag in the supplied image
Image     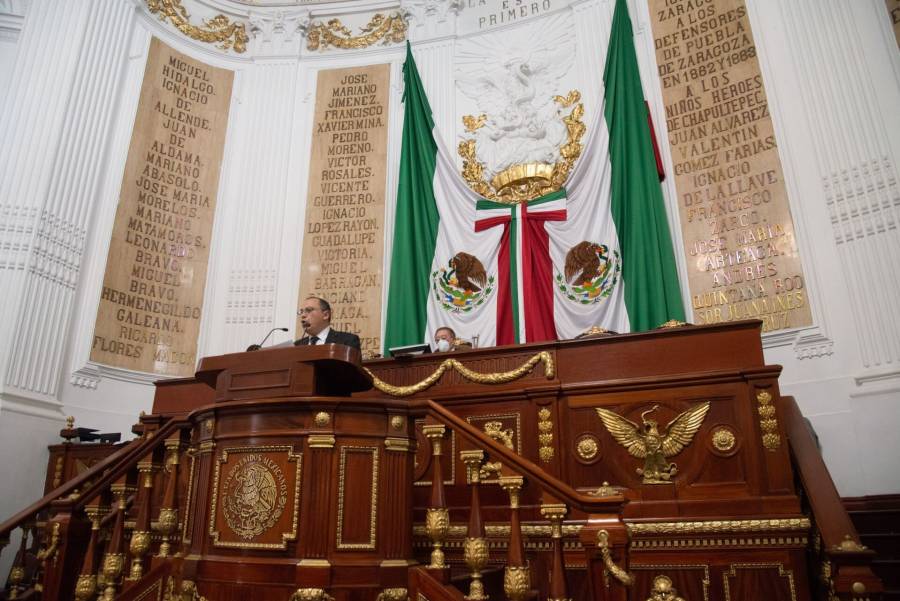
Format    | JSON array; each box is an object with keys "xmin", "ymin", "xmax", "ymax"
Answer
[
  {"xmin": 604, "ymin": 0, "xmax": 685, "ymax": 330},
  {"xmin": 384, "ymin": 43, "xmax": 441, "ymax": 351}
]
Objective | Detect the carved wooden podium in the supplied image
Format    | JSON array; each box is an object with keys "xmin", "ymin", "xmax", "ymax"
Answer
[{"xmin": 175, "ymin": 344, "xmax": 417, "ymax": 597}]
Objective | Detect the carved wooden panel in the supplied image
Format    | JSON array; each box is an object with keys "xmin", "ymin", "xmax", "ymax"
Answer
[
  {"xmin": 723, "ymin": 563, "xmax": 797, "ymax": 601},
  {"xmin": 208, "ymin": 446, "xmax": 302, "ymax": 549},
  {"xmin": 336, "ymin": 445, "xmax": 379, "ymax": 549}
]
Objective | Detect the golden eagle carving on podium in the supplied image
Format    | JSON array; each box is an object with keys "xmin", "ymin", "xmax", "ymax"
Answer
[{"xmin": 596, "ymin": 402, "xmax": 710, "ymax": 484}]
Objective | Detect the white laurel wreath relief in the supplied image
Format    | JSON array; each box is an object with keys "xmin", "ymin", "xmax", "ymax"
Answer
[{"xmin": 454, "ymin": 12, "xmax": 576, "ymax": 181}]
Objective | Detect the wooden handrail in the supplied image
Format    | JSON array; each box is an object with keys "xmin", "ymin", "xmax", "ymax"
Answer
[
  {"xmin": 783, "ymin": 395, "xmax": 884, "ymax": 598},
  {"xmin": 782, "ymin": 396, "xmax": 867, "ymax": 553},
  {"xmin": 0, "ymin": 417, "xmax": 186, "ymax": 539},
  {"xmin": 421, "ymin": 400, "xmax": 625, "ymax": 513}
]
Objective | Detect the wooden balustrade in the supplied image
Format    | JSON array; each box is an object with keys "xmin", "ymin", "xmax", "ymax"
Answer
[{"xmin": 0, "ymin": 416, "xmax": 191, "ymax": 601}]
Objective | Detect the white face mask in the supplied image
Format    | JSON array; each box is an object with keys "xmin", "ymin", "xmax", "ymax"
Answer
[{"xmin": 436, "ymin": 338, "xmax": 451, "ymax": 352}]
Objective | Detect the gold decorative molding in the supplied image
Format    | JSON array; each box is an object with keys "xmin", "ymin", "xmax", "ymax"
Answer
[
  {"xmin": 537, "ymin": 407, "xmax": 554, "ymax": 463},
  {"xmin": 146, "ymin": 0, "xmax": 248, "ymax": 53},
  {"xmin": 645, "ymin": 575, "xmax": 686, "ymax": 601},
  {"xmin": 830, "ymin": 534, "xmax": 868, "ymax": 553},
  {"xmin": 384, "ymin": 437, "xmax": 412, "ymax": 452},
  {"xmin": 576, "ymin": 436, "xmax": 600, "ymax": 462},
  {"xmin": 458, "ymin": 90, "xmax": 585, "ymax": 204},
  {"xmin": 597, "ymin": 529, "xmax": 633, "ymax": 586},
  {"xmin": 711, "ymin": 427, "xmax": 736, "ymax": 453},
  {"xmin": 208, "ymin": 446, "xmax": 302, "ymax": 549},
  {"xmin": 181, "ymin": 452, "xmax": 197, "ymax": 545},
  {"xmin": 414, "ymin": 419, "xmax": 456, "ymax": 487},
  {"xmin": 307, "ymin": 13, "xmax": 406, "ymax": 51},
  {"xmin": 376, "ymin": 589, "xmax": 409, "ymax": 601},
  {"xmin": 308, "ymin": 434, "xmax": 336, "ymax": 449},
  {"xmin": 467, "ymin": 412, "xmax": 520, "ymax": 480},
  {"xmin": 627, "ymin": 518, "xmax": 810, "ymax": 536},
  {"xmin": 336, "ymin": 446, "xmax": 379, "ymax": 549},
  {"xmin": 755, "ymin": 390, "xmax": 781, "ymax": 451},
  {"xmin": 314, "ymin": 411, "xmax": 331, "ymax": 427},
  {"xmin": 290, "ymin": 589, "xmax": 335, "ymax": 601},
  {"xmin": 633, "ymin": 565, "xmax": 710, "ymax": 601},
  {"xmin": 366, "ymin": 351, "xmax": 555, "ymax": 396},
  {"xmin": 658, "ymin": 319, "xmax": 688, "ymax": 328}
]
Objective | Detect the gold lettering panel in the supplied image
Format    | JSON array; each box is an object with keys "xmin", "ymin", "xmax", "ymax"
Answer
[
  {"xmin": 90, "ymin": 38, "xmax": 233, "ymax": 375},
  {"xmin": 209, "ymin": 446, "xmax": 302, "ymax": 550},
  {"xmin": 648, "ymin": 0, "xmax": 812, "ymax": 334},
  {"xmin": 298, "ymin": 64, "xmax": 391, "ymax": 357},
  {"xmin": 888, "ymin": 0, "xmax": 900, "ymax": 49}
]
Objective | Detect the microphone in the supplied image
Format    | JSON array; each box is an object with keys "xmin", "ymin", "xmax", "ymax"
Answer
[{"xmin": 246, "ymin": 327, "xmax": 289, "ymax": 352}]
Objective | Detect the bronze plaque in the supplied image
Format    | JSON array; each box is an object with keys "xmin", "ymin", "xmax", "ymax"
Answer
[
  {"xmin": 298, "ymin": 64, "xmax": 391, "ymax": 356},
  {"xmin": 648, "ymin": 0, "xmax": 812, "ymax": 333},
  {"xmin": 90, "ymin": 38, "xmax": 233, "ymax": 374},
  {"xmin": 209, "ymin": 446, "xmax": 302, "ymax": 549}
]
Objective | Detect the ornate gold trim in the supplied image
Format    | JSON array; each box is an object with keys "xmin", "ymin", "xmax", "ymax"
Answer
[
  {"xmin": 307, "ymin": 13, "xmax": 406, "ymax": 51},
  {"xmin": 631, "ymin": 565, "xmax": 710, "ymax": 601},
  {"xmin": 290, "ymin": 589, "xmax": 335, "ymax": 601},
  {"xmin": 146, "ymin": 0, "xmax": 248, "ymax": 53},
  {"xmin": 366, "ymin": 351, "xmax": 555, "ymax": 396},
  {"xmin": 597, "ymin": 529, "xmax": 632, "ymax": 586},
  {"xmin": 181, "ymin": 451, "xmax": 197, "ymax": 545},
  {"xmin": 308, "ymin": 435, "xmax": 336, "ymax": 449},
  {"xmin": 458, "ymin": 91, "xmax": 584, "ymax": 204},
  {"xmin": 466, "ymin": 412, "xmax": 521, "ymax": 481},
  {"xmin": 336, "ymin": 446, "xmax": 379, "ymax": 549},
  {"xmin": 385, "ymin": 437, "xmax": 412, "ymax": 452},
  {"xmin": 711, "ymin": 427, "xmax": 737, "ymax": 453},
  {"xmin": 208, "ymin": 445, "xmax": 303, "ymax": 549},
  {"xmin": 627, "ymin": 518, "xmax": 810, "ymax": 536},
  {"xmin": 537, "ymin": 407, "xmax": 554, "ymax": 463},
  {"xmin": 755, "ymin": 391, "xmax": 781, "ymax": 451},
  {"xmin": 723, "ymin": 563, "xmax": 796, "ymax": 601}
]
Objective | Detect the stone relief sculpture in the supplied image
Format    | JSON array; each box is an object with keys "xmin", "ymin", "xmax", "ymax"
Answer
[{"xmin": 454, "ymin": 13, "xmax": 575, "ymax": 181}]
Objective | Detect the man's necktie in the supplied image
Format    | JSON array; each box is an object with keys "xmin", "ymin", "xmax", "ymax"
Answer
[{"xmin": 309, "ymin": 336, "xmax": 319, "ymax": 345}]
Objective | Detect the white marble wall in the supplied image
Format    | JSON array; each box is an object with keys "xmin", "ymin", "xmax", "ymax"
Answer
[{"xmin": 0, "ymin": 1, "xmax": 898, "ymax": 538}]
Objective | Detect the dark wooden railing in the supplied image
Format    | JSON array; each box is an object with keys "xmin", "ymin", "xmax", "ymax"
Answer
[
  {"xmin": 0, "ymin": 416, "xmax": 192, "ymax": 600},
  {"xmin": 783, "ymin": 396, "xmax": 884, "ymax": 601}
]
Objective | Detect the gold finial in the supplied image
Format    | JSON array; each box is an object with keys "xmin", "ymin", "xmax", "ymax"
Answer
[{"xmin": 66, "ymin": 416, "xmax": 75, "ymax": 429}]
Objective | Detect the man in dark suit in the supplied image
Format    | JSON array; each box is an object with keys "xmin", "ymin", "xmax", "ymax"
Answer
[{"xmin": 295, "ymin": 296, "xmax": 361, "ymax": 350}]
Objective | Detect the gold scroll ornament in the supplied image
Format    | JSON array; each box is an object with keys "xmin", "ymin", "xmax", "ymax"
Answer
[
  {"xmin": 459, "ymin": 91, "xmax": 585, "ymax": 204},
  {"xmin": 365, "ymin": 351, "xmax": 555, "ymax": 397},
  {"xmin": 307, "ymin": 13, "xmax": 407, "ymax": 51},
  {"xmin": 147, "ymin": 0, "xmax": 248, "ymax": 53}
]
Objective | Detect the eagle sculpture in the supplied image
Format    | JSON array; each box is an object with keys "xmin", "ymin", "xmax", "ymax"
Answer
[
  {"xmin": 450, "ymin": 252, "xmax": 488, "ymax": 292},
  {"xmin": 595, "ymin": 402, "xmax": 710, "ymax": 484},
  {"xmin": 565, "ymin": 241, "xmax": 606, "ymax": 284}
]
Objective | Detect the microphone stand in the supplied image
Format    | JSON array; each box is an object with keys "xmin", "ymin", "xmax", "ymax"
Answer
[{"xmin": 246, "ymin": 327, "xmax": 289, "ymax": 351}]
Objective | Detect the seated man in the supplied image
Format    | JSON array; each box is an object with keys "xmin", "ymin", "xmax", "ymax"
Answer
[
  {"xmin": 433, "ymin": 326, "xmax": 472, "ymax": 352},
  {"xmin": 295, "ymin": 296, "xmax": 361, "ymax": 350}
]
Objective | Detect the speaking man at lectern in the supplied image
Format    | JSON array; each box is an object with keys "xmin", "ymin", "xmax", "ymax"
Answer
[{"xmin": 295, "ymin": 296, "xmax": 361, "ymax": 350}]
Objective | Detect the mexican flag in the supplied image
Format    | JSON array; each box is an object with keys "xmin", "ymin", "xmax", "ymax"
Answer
[{"xmin": 384, "ymin": 0, "xmax": 684, "ymax": 352}]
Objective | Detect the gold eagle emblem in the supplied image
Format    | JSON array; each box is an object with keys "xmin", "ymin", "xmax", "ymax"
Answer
[{"xmin": 595, "ymin": 402, "xmax": 710, "ymax": 484}]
